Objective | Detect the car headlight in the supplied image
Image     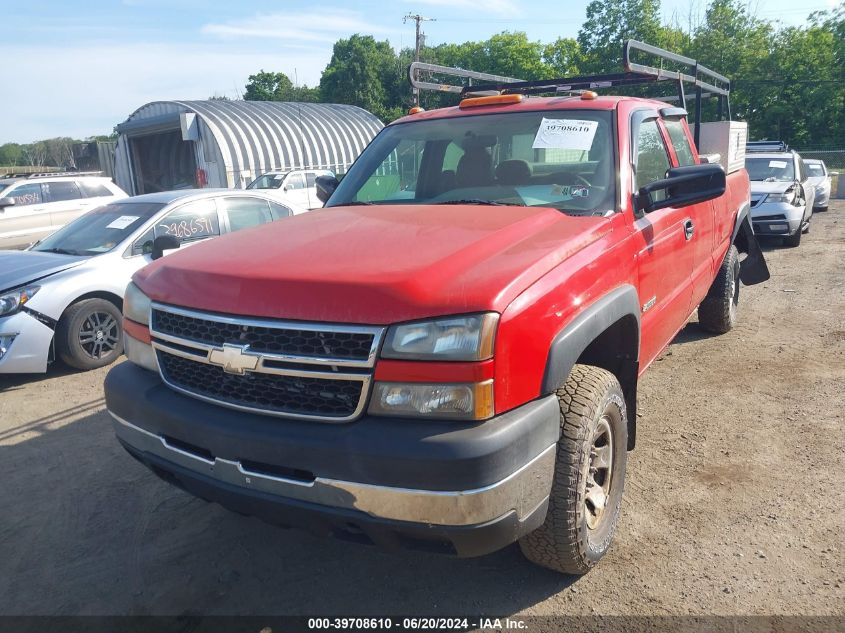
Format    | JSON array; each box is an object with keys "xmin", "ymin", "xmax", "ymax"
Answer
[
  {"xmin": 381, "ymin": 313, "xmax": 498, "ymax": 361},
  {"xmin": 368, "ymin": 380, "xmax": 494, "ymax": 420},
  {"xmin": 0, "ymin": 285, "xmax": 40, "ymax": 317},
  {"xmin": 766, "ymin": 187, "xmax": 798, "ymax": 205},
  {"xmin": 124, "ymin": 281, "xmax": 151, "ymax": 325}
]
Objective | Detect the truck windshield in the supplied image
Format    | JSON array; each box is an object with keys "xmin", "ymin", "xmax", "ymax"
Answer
[
  {"xmin": 31, "ymin": 201, "xmax": 165, "ymax": 256},
  {"xmin": 328, "ymin": 110, "xmax": 615, "ymax": 215},
  {"xmin": 745, "ymin": 157, "xmax": 796, "ymax": 182}
]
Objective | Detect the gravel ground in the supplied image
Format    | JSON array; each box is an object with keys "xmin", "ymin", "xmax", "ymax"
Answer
[{"xmin": 0, "ymin": 202, "xmax": 843, "ymax": 618}]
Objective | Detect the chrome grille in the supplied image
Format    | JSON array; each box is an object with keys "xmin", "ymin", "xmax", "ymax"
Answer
[
  {"xmin": 152, "ymin": 308, "xmax": 375, "ymax": 360},
  {"xmin": 150, "ymin": 303, "xmax": 384, "ymax": 422}
]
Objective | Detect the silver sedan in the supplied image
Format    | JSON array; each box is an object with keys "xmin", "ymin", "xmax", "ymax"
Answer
[{"xmin": 0, "ymin": 189, "xmax": 302, "ymax": 373}]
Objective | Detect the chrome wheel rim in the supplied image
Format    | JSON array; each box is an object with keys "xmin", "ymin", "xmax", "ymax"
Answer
[
  {"xmin": 78, "ymin": 311, "xmax": 120, "ymax": 359},
  {"xmin": 585, "ymin": 416, "xmax": 614, "ymax": 530}
]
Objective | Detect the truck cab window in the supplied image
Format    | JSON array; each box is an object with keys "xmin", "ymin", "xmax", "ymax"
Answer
[
  {"xmin": 663, "ymin": 119, "xmax": 696, "ymax": 166},
  {"xmin": 635, "ymin": 119, "xmax": 672, "ymax": 200}
]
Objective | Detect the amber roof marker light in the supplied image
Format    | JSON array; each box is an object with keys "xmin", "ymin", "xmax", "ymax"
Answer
[{"xmin": 459, "ymin": 94, "xmax": 524, "ymax": 109}]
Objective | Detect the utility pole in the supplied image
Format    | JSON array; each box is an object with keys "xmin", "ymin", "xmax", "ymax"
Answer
[{"xmin": 403, "ymin": 12, "xmax": 435, "ymax": 106}]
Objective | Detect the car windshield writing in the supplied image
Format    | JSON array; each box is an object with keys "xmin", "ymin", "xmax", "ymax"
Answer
[
  {"xmin": 806, "ymin": 164, "xmax": 824, "ymax": 175},
  {"xmin": 327, "ymin": 110, "xmax": 615, "ymax": 215},
  {"xmin": 746, "ymin": 157, "xmax": 795, "ymax": 182},
  {"xmin": 31, "ymin": 202, "xmax": 165, "ymax": 256}
]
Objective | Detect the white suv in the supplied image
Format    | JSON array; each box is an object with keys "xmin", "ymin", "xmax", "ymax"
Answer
[
  {"xmin": 0, "ymin": 173, "xmax": 127, "ymax": 250},
  {"xmin": 245, "ymin": 169, "xmax": 333, "ymax": 209}
]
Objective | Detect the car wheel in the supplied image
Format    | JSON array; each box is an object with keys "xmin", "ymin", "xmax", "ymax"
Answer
[
  {"xmin": 698, "ymin": 245, "xmax": 740, "ymax": 334},
  {"xmin": 519, "ymin": 364, "xmax": 627, "ymax": 575},
  {"xmin": 784, "ymin": 226, "xmax": 802, "ymax": 248},
  {"xmin": 814, "ymin": 206, "xmax": 828, "ymax": 213},
  {"xmin": 57, "ymin": 299, "xmax": 124, "ymax": 370}
]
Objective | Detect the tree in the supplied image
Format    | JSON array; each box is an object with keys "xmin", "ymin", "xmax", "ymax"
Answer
[
  {"xmin": 0, "ymin": 143, "xmax": 23, "ymax": 166},
  {"xmin": 244, "ymin": 71, "xmax": 319, "ymax": 103},
  {"xmin": 543, "ymin": 38, "xmax": 581, "ymax": 77},
  {"xmin": 319, "ymin": 35, "xmax": 400, "ymax": 121},
  {"xmin": 577, "ymin": 0, "xmax": 663, "ymax": 73},
  {"xmin": 244, "ymin": 71, "xmax": 295, "ymax": 101}
]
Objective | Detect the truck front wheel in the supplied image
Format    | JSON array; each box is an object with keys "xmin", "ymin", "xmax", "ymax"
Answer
[
  {"xmin": 519, "ymin": 364, "xmax": 627, "ymax": 575},
  {"xmin": 698, "ymin": 245, "xmax": 740, "ymax": 333}
]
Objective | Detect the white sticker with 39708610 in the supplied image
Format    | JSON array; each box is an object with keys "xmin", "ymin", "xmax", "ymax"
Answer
[
  {"xmin": 106, "ymin": 216, "xmax": 139, "ymax": 230},
  {"xmin": 532, "ymin": 118, "xmax": 599, "ymax": 150},
  {"xmin": 769, "ymin": 160, "xmax": 788, "ymax": 168}
]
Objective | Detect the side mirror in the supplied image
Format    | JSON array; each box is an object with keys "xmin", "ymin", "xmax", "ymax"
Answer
[
  {"xmin": 0, "ymin": 197, "xmax": 16, "ymax": 209},
  {"xmin": 151, "ymin": 235, "xmax": 180, "ymax": 260},
  {"xmin": 315, "ymin": 174, "xmax": 339, "ymax": 204},
  {"xmin": 637, "ymin": 163, "xmax": 726, "ymax": 214}
]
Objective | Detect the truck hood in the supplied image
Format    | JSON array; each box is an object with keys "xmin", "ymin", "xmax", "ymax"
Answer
[
  {"xmin": 0, "ymin": 250, "xmax": 89, "ymax": 293},
  {"xmin": 135, "ymin": 204, "xmax": 612, "ymax": 324}
]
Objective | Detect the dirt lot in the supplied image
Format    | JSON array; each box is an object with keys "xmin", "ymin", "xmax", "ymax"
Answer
[{"xmin": 1, "ymin": 202, "xmax": 843, "ymax": 618}]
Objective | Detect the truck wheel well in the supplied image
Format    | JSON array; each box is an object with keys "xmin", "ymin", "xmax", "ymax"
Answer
[{"xmin": 575, "ymin": 314, "xmax": 639, "ymax": 450}]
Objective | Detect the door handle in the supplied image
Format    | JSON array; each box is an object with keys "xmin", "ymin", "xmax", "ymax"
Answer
[{"xmin": 683, "ymin": 219, "xmax": 695, "ymax": 241}]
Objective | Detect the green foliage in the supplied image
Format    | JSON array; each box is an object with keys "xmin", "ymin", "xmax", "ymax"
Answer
[
  {"xmin": 577, "ymin": 0, "xmax": 663, "ymax": 73},
  {"xmin": 319, "ymin": 35, "xmax": 401, "ymax": 121},
  {"xmin": 244, "ymin": 70, "xmax": 319, "ymax": 103}
]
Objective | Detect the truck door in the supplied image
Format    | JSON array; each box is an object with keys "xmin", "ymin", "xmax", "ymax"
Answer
[
  {"xmin": 630, "ymin": 115, "xmax": 695, "ymax": 367},
  {"xmin": 662, "ymin": 116, "xmax": 716, "ymax": 308}
]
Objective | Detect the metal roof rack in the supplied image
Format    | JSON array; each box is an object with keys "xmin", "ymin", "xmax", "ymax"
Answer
[
  {"xmin": 25, "ymin": 171, "xmax": 103, "ymax": 179},
  {"xmin": 409, "ymin": 39, "xmax": 732, "ymax": 147},
  {"xmin": 745, "ymin": 140, "xmax": 789, "ymax": 153}
]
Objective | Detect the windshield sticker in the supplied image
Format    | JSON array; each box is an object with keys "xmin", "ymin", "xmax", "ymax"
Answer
[
  {"xmin": 552, "ymin": 184, "xmax": 590, "ymax": 198},
  {"xmin": 106, "ymin": 216, "xmax": 140, "ymax": 230},
  {"xmin": 768, "ymin": 160, "xmax": 788, "ymax": 168},
  {"xmin": 533, "ymin": 118, "xmax": 599, "ymax": 151},
  {"xmin": 274, "ymin": 174, "xmax": 284, "ymax": 180}
]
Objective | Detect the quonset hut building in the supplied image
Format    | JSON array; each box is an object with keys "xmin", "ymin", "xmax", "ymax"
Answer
[{"xmin": 113, "ymin": 100, "xmax": 383, "ymax": 195}]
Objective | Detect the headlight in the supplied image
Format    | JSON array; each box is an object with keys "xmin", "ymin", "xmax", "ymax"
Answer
[
  {"xmin": 368, "ymin": 381, "xmax": 494, "ymax": 420},
  {"xmin": 381, "ymin": 313, "xmax": 498, "ymax": 361},
  {"xmin": 124, "ymin": 282, "xmax": 151, "ymax": 325},
  {"xmin": 766, "ymin": 187, "xmax": 797, "ymax": 205},
  {"xmin": 0, "ymin": 285, "xmax": 40, "ymax": 317}
]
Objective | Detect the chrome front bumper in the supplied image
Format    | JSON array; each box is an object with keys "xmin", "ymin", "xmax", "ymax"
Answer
[{"xmin": 110, "ymin": 411, "xmax": 555, "ymax": 527}]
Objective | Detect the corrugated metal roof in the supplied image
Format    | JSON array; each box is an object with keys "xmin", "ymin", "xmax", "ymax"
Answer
[{"xmin": 114, "ymin": 100, "xmax": 383, "ymax": 193}]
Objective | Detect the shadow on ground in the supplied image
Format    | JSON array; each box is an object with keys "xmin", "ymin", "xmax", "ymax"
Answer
[{"xmin": 0, "ymin": 407, "xmax": 574, "ymax": 616}]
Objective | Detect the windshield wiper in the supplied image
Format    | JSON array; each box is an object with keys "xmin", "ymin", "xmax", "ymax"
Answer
[
  {"xmin": 437, "ymin": 199, "xmax": 522, "ymax": 206},
  {"xmin": 38, "ymin": 247, "xmax": 80, "ymax": 256},
  {"xmin": 340, "ymin": 201, "xmax": 376, "ymax": 206}
]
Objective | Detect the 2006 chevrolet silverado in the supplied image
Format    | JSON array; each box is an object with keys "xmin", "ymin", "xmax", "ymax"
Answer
[{"xmin": 104, "ymin": 42, "xmax": 769, "ymax": 574}]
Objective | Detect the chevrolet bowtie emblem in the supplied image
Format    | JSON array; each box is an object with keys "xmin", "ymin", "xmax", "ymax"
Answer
[{"xmin": 208, "ymin": 343, "xmax": 260, "ymax": 375}]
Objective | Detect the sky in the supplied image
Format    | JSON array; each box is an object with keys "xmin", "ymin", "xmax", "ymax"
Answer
[{"xmin": 0, "ymin": 0, "xmax": 838, "ymax": 144}]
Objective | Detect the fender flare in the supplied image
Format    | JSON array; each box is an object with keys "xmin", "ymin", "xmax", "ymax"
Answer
[
  {"xmin": 541, "ymin": 285, "xmax": 641, "ymax": 450},
  {"xmin": 541, "ymin": 284, "xmax": 640, "ymax": 395},
  {"xmin": 732, "ymin": 202, "xmax": 770, "ymax": 285}
]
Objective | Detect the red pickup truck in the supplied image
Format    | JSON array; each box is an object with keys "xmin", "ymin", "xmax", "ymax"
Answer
[{"xmin": 105, "ymin": 43, "xmax": 769, "ymax": 574}]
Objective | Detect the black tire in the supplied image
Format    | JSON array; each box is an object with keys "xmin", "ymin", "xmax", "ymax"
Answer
[
  {"xmin": 698, "ymin": 245, "xmax": 740, "ymax": 334},
  {"xmin": 519, "ymin": 364, "xmax": 627, "ymax": 575},
  {"xmin": 814, "ymin": 206, "xmax": 828, "ymax": 213},
  {"xmin": 57, "ymin": 298, "xmax": 124, "ymax": 370},
  {"xmin": 784, "ymin": 227, "xmax": 801, "ymax": 248}
]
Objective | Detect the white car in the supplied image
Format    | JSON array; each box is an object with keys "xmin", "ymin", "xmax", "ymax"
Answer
[
  {"xmin": 246, "ymin": 168, "xmax": 334, "ymax": 209},
  {"xmin": 804, "ymin": 159, "xmax": 835, "ymax": 212},
  {"xmin": 0, "ymin": 173, "xmax": 127, "ymax": 249},
  {"xmin": 746, "ymin": 142, "xmax": 816, "ymax": 248},
  {"xmin": 0, "ymin": 189, "xmax": 302, "ymax": 373}
]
